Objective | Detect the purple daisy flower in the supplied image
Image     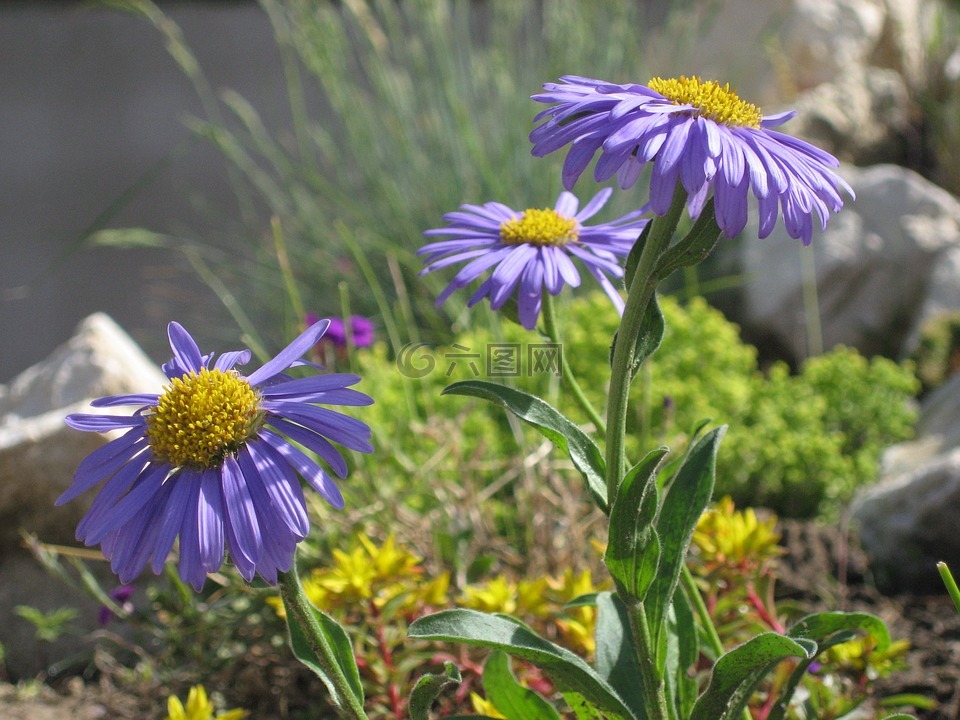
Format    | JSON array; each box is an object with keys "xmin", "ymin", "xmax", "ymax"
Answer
[
  {"xmin": 530, "ymin": 75, "xmax": 854, "ymax": 245},
  {"xmin": 419, "ymin": 187, "xmax": 648, "ymax": 329},
  {"xmin": 98, "ymin": 584, "xmax": 135, "ymax": 627},
  {"xmin": 306, "ymin": 313, "xmax": 376, "ymax": 348},
  {"xmin": 58, "ymin": 321, "xmax": 374, "ymax": 591}
]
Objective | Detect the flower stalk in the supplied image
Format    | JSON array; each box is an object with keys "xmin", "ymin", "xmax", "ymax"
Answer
[
  {"xmin": 279, "ymin": 563, "xmax": 371, "ymax": 720},
  {"xmin": 541, "ymin": 291, "xmax": 607, "ymax": 433},
  {"xmin": 604, "ymin": 184, "xmax": 688, "ymax": 501}
]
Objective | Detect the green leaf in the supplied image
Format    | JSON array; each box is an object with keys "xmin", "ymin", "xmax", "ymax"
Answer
[
  {"xmin": 667, "ymin": 587, "xmax": 699, "ymax": 719},
  {"xmin": 879, "ymin": 715, "xmax": 920, "ymax": 720},
  {"xmin": 653, "ymin": 198, "xmax": 722, "ymax": 281},
  {"xmin": 408, "ymin": 610, "xmax": 635, "ymax": 719},
  {"xmin": 609, "ymin": 293, "xmax": 665, "ymax": 383},
  {"xmin": 766, "ymin": 611, "xmax": 897, "ymax": 720},
  {"xmin": 409, "ymin": 661, "xmax": 462, "ymax": 720},
  {"xmin": 594, "ymin": 593, "xmax": 647, "ymax": 720},
  {"xmin": 87, "ymin": 227, "xmax": 169, "ymax": 248},
  {"xmin": 646, "ymin": 426, "xmax": 726, "ymax": 644},
  {"xmin": 563, "ymin": 593, "xmax": 600, "ymax": 610},
  {"xmin": 442, "ymin": 381, "xmax": 608, "ymax": 513},
  {"xmin": 604, "ymin": 448, "xmax": 667, "ymax": 603},
  {"xmin": 282, "ymin": 595, "xmax": 364, "ymax": 709},
  {"xmin": 690, "ymin": 633, "xmax": 816, "ymax": 720},
  {"xmin": 483, "ymin": 651, "xmax": 563, "ymax": 720},
  {"xmin": 562, "ymin": 692, "xmax": 625, "ymax": 720},
  {"xmin": 788, "ymin": 611, "xmax": 891, "ymax": 653},
  {"xmin": 623, "ymin": 221, "xmax": 652, "ymax": 290}
]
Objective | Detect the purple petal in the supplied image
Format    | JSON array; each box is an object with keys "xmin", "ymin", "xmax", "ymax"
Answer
[
  {"xmin": 90, "ymin": 394, "xmax": 159, "ymax": 408},
  {"xmin": 220, "ymin": 455, "xmax": 263, "ymax": 567},
  {"xmin": 65, "ymin": 414, "xmax": 144, "ymax": 433},
  {"xmin": 152, "ymin": 469, "xmax": 198, "ymax": 575},
  {"xmin": 166, "ymin": 322, "xmax": 204, "ymax": 376},
  {"xmin": 241, "ymin": 442, "xmax": 309, "ymax": 538},
  {"xmin": 197, "ymin": 470, "xmax": 225, "ymax": 573},
  {"xmin": 260, "ymin": 430, "xmax": 345, "ymax": 509},
  {"xmin": 265, "ymin": 417, "xmax": 350, "ymax": 478},
  {"xmin": 57, "ymin": 430, "xmax": 148, "ymax": 505},
  {"xmin": 246, "ymin": 320, "xmax": 331, "ymax": 387},
  {"xmin": 213, "ymin": 350, "xmax": 252, "ymax": 371}
]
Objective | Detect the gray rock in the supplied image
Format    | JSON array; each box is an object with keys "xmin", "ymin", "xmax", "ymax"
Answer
[
  {"xmin": 737, "ymin": 164, "xmax": 960, "ymax": 363},
  {"xmin": 852, "ymin": 372, "xmax": 960, "ymax": 590},
  {"xmin": 789, "ymin": 65, "xmax": 911, "ymax": 166},
  {"xmin": 0, "ymin": 312, "xmax": 167, "ymax": 551},
  {"xmin": 0, "ymin": 313, "xmax": 166, "ymax": 679}
]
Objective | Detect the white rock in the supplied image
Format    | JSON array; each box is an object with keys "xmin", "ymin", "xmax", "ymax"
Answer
[
  {"xmin": 737, "ymin": 164, "xmax": 960, "ymax": 362},
  {"xmin": 780, "ymin": 0, "xmax": 886, "ymax": 91},
  {"xmin": 789, "ymin": 65, "xmax": 911, "ymax": 164},
  {"xmin": 852, "ymin": 375, "xmax": 960, "ymax": 590},
  {"xmin": 853, "ymin": 447, "xmax": 960, "ymax": 591},
  {"xmin": 0, "ymin": 313, "xmax": 167, "ymax": 550}
]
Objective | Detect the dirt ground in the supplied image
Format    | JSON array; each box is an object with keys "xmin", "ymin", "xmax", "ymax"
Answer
[{"xmin": 2, "ymin": 520, "xmax": 959, "ymax": 719}]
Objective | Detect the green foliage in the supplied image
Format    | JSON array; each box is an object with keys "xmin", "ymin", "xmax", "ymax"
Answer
[
  {"xmin": 110, "ymin": 0, "xmax": 671, "ymax": 350},
  {"xmin": 909, "ymin": 310, "xmax": 960, "ymax": 393},
  {"xmin": 560, "ymin": 293, "xmax": 918, "ymax": 518},
  {"xmin": 13, "ymin": 605, "xmax": 78, "ymax": 644}
]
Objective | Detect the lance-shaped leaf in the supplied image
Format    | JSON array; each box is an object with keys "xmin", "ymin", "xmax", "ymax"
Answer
[
  {"xmin": 562, "ymin": 692, "xmax": 624, "ymax": 720},
  {"xmin": 765, "ymin": 612, "xmax": 894, "ymax": 720},
  {"xmin": 788, "ymin": 611, "xmax": 891, "ymax": 653},
  {"xmin": 409, "ymin": 661, "xmax": 462, "ymax": 720},
  {"xmin": 442, "ymin": 381, "xmax": 608, "ymax": 513},
  {"xmin": 604, "ymin": 448, "xmax": 667, "ymax": 603},
  {"xmin": 409, "ymin": 609, "xmax": 635, "ymax": 719},
  {"xmin": 594, "ymin": 593, "xmax": 647, "ymax": 720},
  {"xmin": 483, "ymin": 651, "xmax": 563, "ymax": 720},
  {"xmin": 646, "ymin": 426, "xmax": 726, "ymax": 642},
  {"xmin": 609, "ymin": 293, "xmax": 665, "ymax": 383},
  {"xmin": 612, "ymin": 222, "xmax": 663, "ymax": 383},
  {"xmin": 666, "ymin": 587, "xmax": 699, "ymax": 719},
  {"xmin": 653, "ymin": 198, "xmax": 722, "ymax": 281},
  {"xmin": 281, "ymin": 594, "xmax": 364, "ymax": 711},
  {"xmin": 689, "ymin": 633, "xmax": 816, "ymax": 720}
]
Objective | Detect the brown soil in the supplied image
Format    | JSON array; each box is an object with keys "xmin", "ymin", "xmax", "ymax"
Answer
[{"xmin": 777, "ymin": 520, "xmax": 960, "ymax": 719}]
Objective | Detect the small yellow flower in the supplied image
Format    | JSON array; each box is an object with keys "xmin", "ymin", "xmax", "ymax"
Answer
[
  {"xmin": 692, "ymin": 496, "xmax": 783, "ymax": 569},
  {"xmin": 548, "ymin": 569, "xmax": 606, "ymax": 657},
  {"xmin": 459, "ymin": 575, "xmax": 517, "ymax": 615},
  {"xmin": 470, "ymin": 692, "xmax": 507, "ymax": 719},
  {"xmin": 516, "ymin": 577, "xmax": 552, "ymax": 618},
  {"xmin": 821, "ymin": 636, "xmax": 910, "ymax": 678},
  {"xmin": 548, "ymin": 568, "xmax": 605, "ymax": 604},
  {"xmin": 165, "ymin": 685, "xmax": 247, "ymax": 720}
]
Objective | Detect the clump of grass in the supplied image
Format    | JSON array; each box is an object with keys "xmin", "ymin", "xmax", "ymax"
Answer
[{"xmin": 106, "ymin": 0, "xmax": 679, "ymax": 354}]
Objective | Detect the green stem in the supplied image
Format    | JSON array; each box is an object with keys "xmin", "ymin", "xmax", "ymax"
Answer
[
  {"xmin": 680, "ymin": 564, "xmax": 723, "ymax": 659},
  {"xmin": 681, "ymin": 565, "xmax": 752, "ymax": 720},
  {"xmin": 939, "ymin": 562, "xmax": 960, "ymax": 615},
  {"xmin": 541, "ymin": 292, "xmax": 607, "ymax": 433},
  {"xmin": 627, "ymin": 601, "xmax": 670, "ymax": 720},
  {"xmin": 278, "ymin": 563, "xmax": 370, "ymax": 720},
  {"xmin": 604, "ymin": 185, "xmax": 688, "ymax": 502}
]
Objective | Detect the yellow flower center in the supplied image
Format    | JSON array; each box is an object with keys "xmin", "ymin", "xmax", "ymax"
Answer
[
  {"xmin": 146, "ymin": 368, "xmax": 262, "ymax": 468},
  {"xmin": 648, "ymin": 75, "xmax": 762, "ymax": 129},
  {"xmin": 500, "ymin": 208, "xmax": 578, "ymax": 247}
]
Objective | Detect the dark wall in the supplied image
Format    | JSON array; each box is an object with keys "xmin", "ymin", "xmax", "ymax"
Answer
[{"xmin": 0, "ymin": 3, "xmax": 285, "ymax": 382}]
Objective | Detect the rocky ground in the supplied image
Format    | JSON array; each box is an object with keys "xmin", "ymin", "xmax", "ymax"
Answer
[
  {"xmin": 777, "ymin": 521, "xmax": 960, "ymax": 719},
  {"xmin": 2, "ymin": 520, "xmax": 959, "ymax": 719}
]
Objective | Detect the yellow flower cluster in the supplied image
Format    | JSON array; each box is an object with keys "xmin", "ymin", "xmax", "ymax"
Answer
[
  {"xmin": 269, "ymin": 533, "xmax": 449, "ymax": 617},
  {"xmin": 692, "ymin": 496, "xmax": 783, "ymax": 571},
  {"xmin": 165, "ymin": 685, "xmax": 247, "ymax": 720},
  {"xmin": 458, "ymin": 568, "xmax": 607, "ymax": 656}
]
